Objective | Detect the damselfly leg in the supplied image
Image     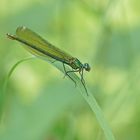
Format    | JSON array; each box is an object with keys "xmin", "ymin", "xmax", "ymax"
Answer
[{"xmin": 62, "ymin": 63, "xmax": 77, "ymax": 87}]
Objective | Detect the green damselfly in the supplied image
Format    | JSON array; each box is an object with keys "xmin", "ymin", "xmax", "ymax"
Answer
[{"xmin": 7, "ymin": 26, "xmax": 90, "ymax": 95}]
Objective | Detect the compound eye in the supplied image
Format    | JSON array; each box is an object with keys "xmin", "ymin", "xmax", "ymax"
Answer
[{"xmin": 84, "ymin": 63, "xmax": 91, "ymax": 71}]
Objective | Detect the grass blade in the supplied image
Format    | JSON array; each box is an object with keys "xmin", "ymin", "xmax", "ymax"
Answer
[{"xmin": 2, "ymin": 55, "xmax": 115, "ymax": 140}]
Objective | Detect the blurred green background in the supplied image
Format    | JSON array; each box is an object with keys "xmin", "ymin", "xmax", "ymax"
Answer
[{"xmin": 0, "ymin": 0, "xmax": 140, "ymax": 140}]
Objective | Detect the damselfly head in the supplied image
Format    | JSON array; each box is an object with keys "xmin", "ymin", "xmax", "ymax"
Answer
[{"xmin": 83, "ymin": 63, "xmax": 90, "ymax": 72}]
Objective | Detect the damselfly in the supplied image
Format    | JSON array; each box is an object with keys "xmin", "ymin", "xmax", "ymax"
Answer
[{"xmin": 7, "ymin": 26, "xmax": 91, "ymax": 95}]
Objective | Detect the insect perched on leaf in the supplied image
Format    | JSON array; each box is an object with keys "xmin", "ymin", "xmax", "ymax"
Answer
[{"xmin": 7, "ymin": 26, "xmax": 91, "ymax": 95}]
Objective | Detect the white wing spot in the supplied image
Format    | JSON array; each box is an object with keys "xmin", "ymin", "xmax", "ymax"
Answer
[{"xmin": 21, "ymin": 26, "xmax": 26, "ymax": 31}]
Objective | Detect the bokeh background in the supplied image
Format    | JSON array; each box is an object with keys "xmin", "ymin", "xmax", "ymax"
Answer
[{"xmin": 0, "ymin": 0, "xmax": 140, "ymax": 140}]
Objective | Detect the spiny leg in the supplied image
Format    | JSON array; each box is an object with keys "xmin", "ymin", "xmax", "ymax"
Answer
[
  {"xmin": 62, "ymin": 63, "xmax": 79, "ymax": 78},
  {"xmin": 65, "ymin": 67, "xmax": 88, "ymax": 95},
  {"xmin": 79, "ymin": 69, "xmax": 88, "ymax": 96},
  {"xmin": 81, "ymin": 68, "xmax": 86, "ymax": 84},
  {"xmin": 62, "ymin": 62, "xmax": 68, "ymax": 78},
  {"xmin": 62, "ymin": 63, "xmax": 77, "ymax": 87},
  {"xmin": 65, "ymin": 69, "xmax": 79, "ymax": 75}
]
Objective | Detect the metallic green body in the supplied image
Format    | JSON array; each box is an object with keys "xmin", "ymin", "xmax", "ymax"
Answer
[{"xmin": 7, "ymin": 26, "xmax": 90, "ymax": 95}]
